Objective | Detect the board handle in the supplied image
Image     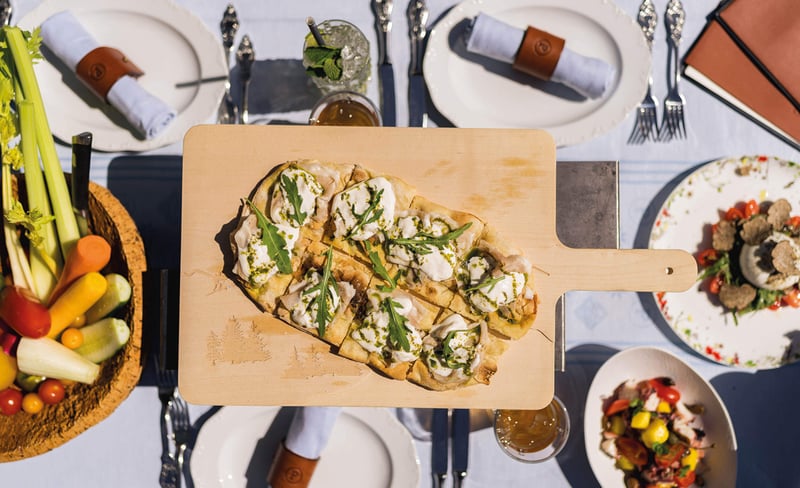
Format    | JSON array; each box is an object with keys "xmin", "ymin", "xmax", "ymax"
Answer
[{"xmin": 540, "ymin": 247, "xmax": 698, "ymax": 294}]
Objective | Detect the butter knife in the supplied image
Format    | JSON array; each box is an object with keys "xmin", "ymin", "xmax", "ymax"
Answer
[
  {"xmin": 451, "ymin": 409, "xmax": 470, "ymax": 488},
  {"xmin": 431, "ymin": 409, "xmax": 448, "ymax": 488},
  {"xmin": 407, "ymin": 0, "xmax": 429, "ymax": 127},
  {"xmin": 372, "ymin": 0, "xmax": 396, "ymax": 126},
  {"xmin": 70, "ymin": 132, "xmax": 92, "ymax": 237}
]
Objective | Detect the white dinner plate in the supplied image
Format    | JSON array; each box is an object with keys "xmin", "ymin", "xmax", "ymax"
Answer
[
  {"xmin": 584, "ymin": 346, "xmax": 737, "ymax": 487},
  {"xmin": 18, "ymin": 0, "xmax": 227, "ymax": 152},
  {"xmin": 191, "ymin": 406, "xmax": 420, "ymax": 488},
  {"xmin": 649, "ymin": 155, "xmax": 800, "ymax": 369},
  {"xmin": 423, "ymin": 0, "xmax": 650, "ymax": 146}
]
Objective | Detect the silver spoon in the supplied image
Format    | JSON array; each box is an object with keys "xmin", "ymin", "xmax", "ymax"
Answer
[
  {"xmin": 218, "ymin": 4, "xmax": 240, "ymax": 124},
  {"xmin": 235, "ymin": 35, "xmax": 254, "ymax": 124}
]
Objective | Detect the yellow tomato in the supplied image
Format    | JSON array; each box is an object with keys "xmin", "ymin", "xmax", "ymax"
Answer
[
  {"xmin": 682, "ymin": 447, "xmax": 699, "ymax": 471},
  {"xmin": 631, "ymin": 410, "xmax": 651, "ymax": 429},
  {"xmin": 21, "ymin": 392, "xmax": 43, "ymax": 414},
  {"xmin": 0, "ymin": 351, "xmax": 17, "ymax": 390},
  {"xmin": 641, "ymin": 418, "xmax": 669, "ymax": 448},
  {"xmin": 616, "ymin": 455, "xmax": 635, "ymax": 471},
  {"xmin": 656, "ymin": 401, "xmax": 672, "ymax": 414},
  {"xmin": 60, "ymin": 328, "xmax": 84, "ymax": 349}
]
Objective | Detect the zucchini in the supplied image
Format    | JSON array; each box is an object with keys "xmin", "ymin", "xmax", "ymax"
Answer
[
  {"xmin": 84, "ymin": 273, "xmax": 132, "ymax": 324},
  {"xmin": 74, "ymin": 318, "xmax": 130, "ymax": 363},
  {"xmin": 17, "ymin": 337, "xmax": 100, "ymax": 384}
]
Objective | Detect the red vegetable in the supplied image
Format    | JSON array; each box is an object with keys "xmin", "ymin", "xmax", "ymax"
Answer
[
  {"xmin": 0, "ymin": 388, "xmax": 22, "ymax": 415},
  {"xmin": 707, "ymin": 275, "xmax": 723, "ymax": 295},
  {"xmin": 724, "ymin": 206, "xmax": 744, "ymax": 221},
  {"xmin": 673, "ymin": 469, "xmax": 697, "ymax": 487},
  {"xmin": 648, "ymin": 378, "xmax": 681, "ymax": 404},
  {"xmin": 744, "ymin": 199, "xmax": 760, "ymax": 218},
  {"xmin": 37, "ymin": 378, "xmax": 65, "ymax": 405},
  {"xmin": 0, "ymin": 286, "xmax": 51, "ymax": 338},
  {"xmin": 654, "ymin": 443, "xmax": 686, "ymax": 467},
  {"xmin": 604, "ymin": 398, "xmax": 630, "ymax": 417},
  {"xmin": 696, "ymin": 248, "xmax": 717, "ymax": 267},
  {"xmin": 783, "ymin": 288, "xmax": 800, "ymax": 308}
]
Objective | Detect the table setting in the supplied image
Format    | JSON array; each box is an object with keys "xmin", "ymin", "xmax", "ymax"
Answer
[{"xmin": 1, "ymin": 1, "xmax": 798, "ymax": 488}]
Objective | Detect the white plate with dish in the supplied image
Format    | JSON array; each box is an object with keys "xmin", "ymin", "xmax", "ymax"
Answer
[
  {"xmin": 649, "ymin": 155, "xmax": 800, "ymax": 369},
  {"xmin": 191, "ymin": 406, "xmax": 420, "ymax": 488},
  {"xmin": 584, "ymin": 346, "xmax": 737, "ymax": 487},
  {"xmin": 18, "ymin": 0, "xmax": 227, "ymax": 152},
  {"xmin": 423, "ymin": 0, "xmax": 650, "ymax": 146}
]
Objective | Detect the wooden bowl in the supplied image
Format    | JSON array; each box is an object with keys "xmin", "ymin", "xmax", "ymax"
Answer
[{"xmin": 0, "ymin": 181, "xmax": 146, "ymax": 461}]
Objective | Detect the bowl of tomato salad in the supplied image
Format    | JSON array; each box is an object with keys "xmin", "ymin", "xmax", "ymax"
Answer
[{"xmin": 585, "ymin": 346, "xmax": 737, "ymax": 487}]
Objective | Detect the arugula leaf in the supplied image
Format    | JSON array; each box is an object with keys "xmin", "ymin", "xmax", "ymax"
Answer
[
  {"xmin": 303, "ymin": 245, "xmax": 336, "ymax": 337},
  {"xmin": 441, "ymin": 325, "xmax": 480, "ymax": 369},
  {"xmin": 279, "ymin": 173, "xmax": 307, "ymax": 226},
  {"xmin": 245, "ymin": 198, "xmax": 292, "ymax": 274},
  {"xmin": 390, "ymin": 222, "xmax": 472, "ymax": 255},
  {"xmin": 382, "ymin": 297, "xmax": 411, "ymax": 352},
  {"xmin": 698, "ymin": 251, "xmax": 731, "ymax": 281},
  {"xmin": 345, "ymin": 188, "xmax": 385, "ymax": 240},
  {"xmin": 464, "ymin": 275, "xmax": 504, "ymax": 293},
  {"xmin": 361, "ymin": 240, "xmax": 396, "ymax": 290}
]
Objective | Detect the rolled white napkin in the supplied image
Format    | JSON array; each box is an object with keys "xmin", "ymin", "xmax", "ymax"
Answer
[
  {"xmin": 284, "ymin": 406, "xmax": 341, "ymax": 459},
  {"xmin": 466, "ymin": 12, "xmax": 617, "ymax": 99},
  {"xmin": 40, "ymin": 10, "xmax": 176, "ymax": 139}
]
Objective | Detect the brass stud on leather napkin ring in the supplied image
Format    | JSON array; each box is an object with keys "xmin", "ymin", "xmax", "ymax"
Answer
[
  {"xmin": 75, "ymin": 46, "xmax": 145, "ymax": 101},
  {"xmin": 512, "ymin": 26, "xmax": 565, "ymax": 80},
  {"xmin": 267, "ymin": 442, "xmax": 320, "ymax": 488}
]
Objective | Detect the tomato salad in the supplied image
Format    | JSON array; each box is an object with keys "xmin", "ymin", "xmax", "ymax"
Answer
[
  {"xmin": 697, "ymin": 198, "xmax": 800, "ymax": 322},
  {"xmin": 601, "ymin": 377, "xmax": 707, "ymax": 488}
]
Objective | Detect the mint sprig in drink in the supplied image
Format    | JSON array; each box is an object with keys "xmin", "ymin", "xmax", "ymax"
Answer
[{"xmin": 302, "ymin": 19, "xmax": 371, "ymax": 94}]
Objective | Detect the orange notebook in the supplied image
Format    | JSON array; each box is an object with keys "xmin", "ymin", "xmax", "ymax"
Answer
[{"xmin": 683, "ymin": 17, "xmax": 800, "ymax": 149}]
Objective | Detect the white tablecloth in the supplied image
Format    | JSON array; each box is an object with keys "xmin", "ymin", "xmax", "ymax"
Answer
[{"xmin": 4, "ymin": 0, "xmax": 799, "ymax": 487}]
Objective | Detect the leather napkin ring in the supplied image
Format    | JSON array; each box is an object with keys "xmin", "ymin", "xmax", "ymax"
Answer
[
  {"xmin": 267, "ymin": 442, "xmax": 319, "ymax": 488},
  {"xmin": 75, "ymin": 46, "xmax": 144, "ymax": 101},
  {"xmin": 512, "ymin": 26, "xmax": 565, "ymax": 80}
]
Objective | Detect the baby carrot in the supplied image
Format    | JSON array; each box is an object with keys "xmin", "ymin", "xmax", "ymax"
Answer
[
  {"xmin": 47, "ymin": 272, "xmax": 108, "ymax": 339},
  {"xmin": 48, "ymin": 235, "xmax": 111, "ymax": 305}
]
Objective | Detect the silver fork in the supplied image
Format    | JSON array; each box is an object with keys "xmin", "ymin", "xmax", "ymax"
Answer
[
  {"xmin": 659, "ymin": 0, "xmax": 686, "ymax": 141},
  {"xmin": 627, "ymin": 0, "xmax": 658, "ymax": 144},
  {"xmin": 171, "ymin": 390, "xmax": 192, "ymax": 488},
  {"xmin": 156, "ymin": 363, "xmax": 179, "ymax": 488}
]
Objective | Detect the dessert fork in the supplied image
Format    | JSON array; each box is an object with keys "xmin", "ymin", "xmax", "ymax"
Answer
[
  {"xmin": 659, "ymin": 0, "xmax": 686, "ymax": 141},
  {"xmin": 627, "ymin": 0, "xmax": 658, "ymax": 144}
]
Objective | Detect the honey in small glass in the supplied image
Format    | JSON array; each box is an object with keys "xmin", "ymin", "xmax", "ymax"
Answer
[
  {"xmin": 494, "ymin": 396, "xmax": 570, "ymax": 462},
  {"xmin": 309, "ymin": 91, "xmax": 381, "ymax": 127}
]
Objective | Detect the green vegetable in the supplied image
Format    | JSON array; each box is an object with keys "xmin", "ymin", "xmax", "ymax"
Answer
[
  {"xmin": 362, "ymin": 240, "xmax": 396, "ymax": 291},
  {"xmin": 16, "ymin": 336, "xmax": 100, "ymax": 384},
  {"xmin": 74, "ymin": 317, "xmax": 131, "ymax": 363},
  {"xmin": 382, "ymin": 297, "xmax": 411, "ymax": 352},
  {"xmin": 304, "ymin": 45, "xmax": 343, "ymax": 80},
  {"xmin": 464, "ymin": 275, "xmax": 504, "ymax": 293},
  {"xmin": 302, "ymin": 245, "xmax": 336, "ymax": 337},
  {"xmin": 390, "ymin": 222, "xmax": 472, "ymax": 255},
  {"xmin": 280, "ymin": 173, "xmax": 307, "ymax": 227},
  {"xmin": 346, "ymin": 188, "xmax": 384, "ymax": 240},
  {"xmin": 84, "ymin": 273, "xmax": 132, "ymax": 324},
  {"xmin": 245, "ymin": 198, "xmax": 292, "ymax": 274},
  {"xmin": 441, "ymin": 326, "xmax": 480, "ymax": 369}
]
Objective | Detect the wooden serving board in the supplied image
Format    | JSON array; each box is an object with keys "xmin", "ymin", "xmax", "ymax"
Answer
[{"xmin": 179, "ymin": 126, "xmax": 696, "ymax": 409}]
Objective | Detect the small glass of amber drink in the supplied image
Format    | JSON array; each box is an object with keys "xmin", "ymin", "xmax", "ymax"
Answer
[
  {"xmin": 494, "ymin": 395, "xmax": 570, "ymax": 463},
  {"xmin": 308, "ymin": 90, "xmax": 382, "ymax": 127}
]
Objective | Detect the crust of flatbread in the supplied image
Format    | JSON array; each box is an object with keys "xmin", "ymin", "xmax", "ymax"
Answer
[
  {"xmin": 407, "ymin": 317, "xmax": 508, "ymax": 391},
  {"xmin": 276, "ymin": 241, "xmax": 371, "ymax": 346},
  {"xmin": 338, "ymin": 281, "xmax": 442, "ymax": 380}
]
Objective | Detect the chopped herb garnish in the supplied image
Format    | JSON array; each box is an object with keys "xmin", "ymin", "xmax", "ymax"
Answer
[
  {"xmin": 279, "ymin": 173, "xmax": 307, "ymax": 226},
  {"xmin": 651, "ymin": 442, "xmax": 669, "ymax": 455},
  {"xmin": 464, "ymin": 275, "xmax": 504, "ymax": 293},
  {"xmin": 303, "ymin": 245, "xmax": 337, "ymax": 337},
  {"xmin": 245, "ymin": 198, "xmax": 292, "ymax": 274},
  {"xmin": 390, "ymin": 222, "xmax": 472, "ymax": 255},
  {"xmin": 346, "ymin": 187, "xmax": 385, "ymax": 240},
  {"xmin": 382, "ymin": 297, "xmax": 411, "ymax": 352},
  {"xmin": 362, "ymin": 240, "xmax": 396, "ymax": 291}
]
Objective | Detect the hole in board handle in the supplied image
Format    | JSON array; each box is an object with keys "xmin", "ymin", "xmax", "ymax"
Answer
[{"xmin": 665, "ymin": 267, "xmax": 674, "ymax": 275}]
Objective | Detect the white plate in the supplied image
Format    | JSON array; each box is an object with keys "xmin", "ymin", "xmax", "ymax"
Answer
[
  {"xmin": 423, "ymin": 0, "xmax": 650, "ymax": 146},
  {"xmin": 18, "ymin": 0, "xmax": 227, "ymax": 152},
  {"xmin": 649, "ymin": 155, "xmax": 800, "ymax": 369},
  {"xmin": 584, "ymin": 346, "xmax": 737, "ymax": 487},
  {"xmin": 191, "ymin": 406, "xmax": 420, "ymax": 488}
]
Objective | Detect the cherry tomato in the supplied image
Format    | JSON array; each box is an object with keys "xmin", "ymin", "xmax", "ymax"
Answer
[
  {"xmin": 674, "ymin": 469, "xmax": 697, "ymax": 487},
  {"xmin": 648, "ymin": 378, "xmax": 681, "ymax": 404},
  {"xmin": 724, "ymin": 206, "xmax": 744, "ymax": 221},
  {"xmin": 707, "ymin": 275, "xmax": 723, "ymax": 295},
  {"xmin": 787, "ymin": 216, "xmax": 800, "ymax": 230},
  {"xmin": 604, "ymin": 398, "xmax": 630, "ymax": 417},
  {"xmin": 744, "ymin": 199, "xmax": 760, "ymax": 218},
  {"xmin": 38, "ymin": 378, "xmax": 65, "ymax": 405},
  {"xmin": 21, "ymin": 392, "xmax": 44, "ymax": 414},
  {"xmin": 616, "ymin": 437, "xmax": 648, "ymax": 467},
  {"xmin": 0, "ymin": 286, "xmax": 51, "ymax": 338},
  {"xmin": 0, "ymin": 388, "xmax": 22, "ymax": 415},
  {"xmin": 782, "ymin": 288, "xmax": 800, "ymax": 308},
  {"xmin": 769, "ymin": 297, "xmax": 783, "ymax": 310},
  {"xmin": 60, "ymin": 328, "xmax": 84, "ymax": 349},
  {"xmin": 654, "ymin": 443, "xmax": 686, "ymax": 467},
  {"xmin": 696, "ymin": 248, "xmax": 718, "ymax": 267}
]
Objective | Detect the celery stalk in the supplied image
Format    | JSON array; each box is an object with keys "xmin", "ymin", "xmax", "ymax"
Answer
[
  {"xmin": 19, "ymin": 100, "xmax": 58, "ymax": 300},
  {"xmin": 5, "ymin": 27, "xmax": 80, "ymax": 259},
  {"xmin": 2, "ymin": 156, "xmax": 36, "ymax": 293}
]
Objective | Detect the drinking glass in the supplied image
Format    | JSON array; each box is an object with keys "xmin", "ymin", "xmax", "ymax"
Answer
[
  {"xmin": 494, "ymin": 395, "xmax": 570, "ymax": 463},
  {"xmin": 302, "ymin": 19, "xmax": 371, "ymax": 95},
  {"xmin": 308, "ymin": 91, "xmax": 381, "ymax": 127}
]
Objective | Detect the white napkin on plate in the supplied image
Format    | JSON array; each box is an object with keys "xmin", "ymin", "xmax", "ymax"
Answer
[
  {"xmin": 465, "ymin": 12, "xmax": 617, "ymax": 99},
  {"xmin": 40, "ymin": 10, "xmax": 176, "ymax": 140},
  {"xmin": 284, "ymin": 407, "xmax": 341, "ymax": 459}
]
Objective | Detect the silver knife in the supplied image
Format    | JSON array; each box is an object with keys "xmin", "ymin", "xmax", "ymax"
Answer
[
  {"xmin": 431, "ymin": 409, "xmax": 448, "ymax": 488},
  {"xmin": 372, "ymin": 0, "xmax": 396, "ymax": 126},
  {"xmin": 70, "ymin": 132, "xmax": 92, "ymax": 237},
  {"xmin": 407, "ymin": 0, "xmax": 429, "ymax": 127},
  {"xmin": 451, "ymin": 409, "xmax": 470, "ymax": 488}
]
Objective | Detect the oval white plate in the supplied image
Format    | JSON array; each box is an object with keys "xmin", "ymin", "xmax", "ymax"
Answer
[
  {"xmin": 423, "ymin": 0, "xmax": 650, "ymax": 146},
  {"xmin": 584, "ymin": 346, "xmax": 737, "ymax": 487},
  {"xmin": 649, "ymin": 155, "xmax": 800, "ymax": 368},
  {"xmin": 191, "ymin": 406, "xmax": 420, "ymax": 488},
  {"xmin": 18, "ymin": 0, "xmax": 227, "ymax": 152}
]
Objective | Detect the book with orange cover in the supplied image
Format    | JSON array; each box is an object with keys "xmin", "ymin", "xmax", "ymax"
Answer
[{"xmin": 682, "ymin": 14, "xmax": 799, "ymax": 149}]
